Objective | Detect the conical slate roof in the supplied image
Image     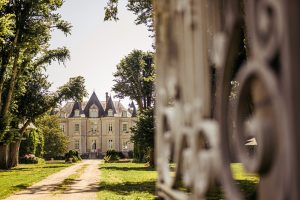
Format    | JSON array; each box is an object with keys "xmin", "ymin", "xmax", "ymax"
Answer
[
  {"xmin": 84, "ymin": 92, "xmax": 105, "ymax": 117},
  {"xmin": 69, "ymin": 102, "xmax": 84, "ymax": 117},
  {"xmin": 105, "ymin": 95, "xmax": 117, "ymax": 116},
  {"xmin": 60, "ymin": 92, "xmax": 129, "ymax": 117}
]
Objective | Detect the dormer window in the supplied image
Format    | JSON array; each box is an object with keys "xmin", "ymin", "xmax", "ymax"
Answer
[
  {"xmin": 89, "ymin": 104, "xmax": 98, "ymax": 118},
  {"xmin": 74, "ymin": 109, "xmax": 80, "ymax": 117},
  {"xmin": 108, "ymin": 109, "xmax": 113, "ymax": 117},
  {"xmin": 122, "ymin": 111, "xmax": 127, "ymax": 117}
]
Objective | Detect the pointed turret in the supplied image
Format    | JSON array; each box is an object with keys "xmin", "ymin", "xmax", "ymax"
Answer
[
  {"xmin": 69, "ymin": 102, "xmax": 84, "ymax": 117},
  {"xmin": 105, "ymin": 95, "xmax": 117, "ymax": 116}
]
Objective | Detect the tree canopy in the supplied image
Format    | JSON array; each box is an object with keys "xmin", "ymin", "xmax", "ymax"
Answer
[
  {"xmin": 112, "ymin": 49, "xmax": 155, "ymax": 110},
  {"xmin": 0, "ymin": 0, "xmax": 72, "ymax": 142},
  {"xmin": 35, "ymin": 115, "xmax": 69, "ymax": 159},
  {"xmin": 0, "ymin": 0, "xmax": 87, "ymax": 169},
  {"xmin": 104, "ymin": 0, "xmax": 153, "ymax": 32}
]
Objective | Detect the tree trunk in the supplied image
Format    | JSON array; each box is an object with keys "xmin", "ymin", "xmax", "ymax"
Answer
[
  {"xmin": 0, "ymin": 143, "xmax": 9, "ymax": 169},
  {"xmin": 137, "ymin": 98, "xmax": 143, "ymax": 111},
  {"xmin": 2, "ymin": 52, "xmax": 20, "ymax": 116},
  {"xmin": 149, "ymin": 147, "xmax": 155, "ymax": 168},
  {"xmin": 7, "ymin": 140, "xmax": 21, "ymax": 168},
  {"xmin": 0, "ymin": 29, "xmax": 20, "ymax": 114}
]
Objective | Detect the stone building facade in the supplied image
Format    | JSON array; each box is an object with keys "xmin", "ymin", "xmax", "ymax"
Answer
[{"xmin": 58, "ymin": 92, "xmax": 137, "ymax": 158}]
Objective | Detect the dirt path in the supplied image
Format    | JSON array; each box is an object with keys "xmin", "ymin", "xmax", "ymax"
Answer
[{"xmin": 5, "ymin": 160, "xmax": 101, "ymax": 200}]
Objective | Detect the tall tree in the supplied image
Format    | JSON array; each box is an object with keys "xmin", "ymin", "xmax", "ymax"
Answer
[
  {"xmin": 0, "ymin": 0, "xmax": 72, "ymax": 169},
  {"xmin": 6, "ymin": 73, "xmax": 87, "ymax": 168},
  {"xmin": 112, "ymin": 49, "xmax": 155, "ymax": 110},
  {"xmin": 0, "ymin": 0, "xmax": 71, "ymax": 140}
]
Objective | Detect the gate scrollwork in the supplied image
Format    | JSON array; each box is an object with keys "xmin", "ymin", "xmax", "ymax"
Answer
[{"xmin": 155, "ymin": 0, "xmax": 300, "ymax": 199}]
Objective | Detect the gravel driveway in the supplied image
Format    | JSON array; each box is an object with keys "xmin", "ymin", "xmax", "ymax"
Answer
[{"xmin": 5, "ymin": 160, "xmax": 101, "ymax": 200}]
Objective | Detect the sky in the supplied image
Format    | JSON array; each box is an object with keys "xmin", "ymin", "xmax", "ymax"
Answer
[{"xmin": 48, "ymin": 0, "xmax": 153, "ymax": 108}]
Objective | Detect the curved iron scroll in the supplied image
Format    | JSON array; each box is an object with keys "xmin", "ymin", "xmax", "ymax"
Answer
[{"xmin": 154, "ymin": 0, "xmax": 300, "ymax": 199}]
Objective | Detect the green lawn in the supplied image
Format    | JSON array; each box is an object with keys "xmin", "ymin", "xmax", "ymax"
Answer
[
  {"xmin": 98, "ymin": 162, "xmax": 157, "ymax": 200},
  {"xmin": 207, "ymin": 163, "xmax": 259, "ymax": 200},
  {"xmin": 98, "ymin": 162, "xmax": 258, "ymax": 200},
  {"xmin": 0, "ymin": 161, "xmax": 72, "ymax": 199}
]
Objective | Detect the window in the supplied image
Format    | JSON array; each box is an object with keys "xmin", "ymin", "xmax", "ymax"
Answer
[
  {"xmin": 75, "ymin": 109, "xmax": 80, "ymax": 117},
  {"xmin": 74, "ymin": 140, "xmax": 80, "ymax": 150},
  {"xmin": 108, "ymin": 140, "xmax": 113, "ymax": 150},
  {"xmin": 108, "ymin": 109, "xmax": 113, "ymax": 117},
  {"xmin": 91, "ymin": 140, "xmax": 97, "ymax": 151},
  {"xmin": 75, "ymin": 124, "xmax": 80, "ymax": 132},
  {"xmin": 122, "ymin": 111, "xmax": 127, "ymax": 117},
  {"xmin": 108, "ymin": 123, "xmax": 113, "ymax": 132},
  {"xmin": 89, "ymin": 104, "xmax": 98, "ymax": 118},
  {"xmin": 60, "ymin": 124, "xmax": 65, "ymax": 132},
  {"xmin": 122, "ymin": 123, "xmax": 128, "ymax": 132},
  {"xmin": 122, "ymin": 140, "xmax": 128, "ymax": 150}
]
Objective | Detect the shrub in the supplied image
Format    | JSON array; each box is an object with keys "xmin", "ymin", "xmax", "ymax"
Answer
[
  {"xmin": 117, "ymin": 151, "xmax": 125, "ymax": 159},
  {"xmin": 65, "ymin": 150, "xmax": 81, "ymax": 163},
  {"xmin": 72, "ymin": 156, "xmax": 78, "ymax": 163},
  {"xmin": 80, "ymin": 153, "xmax": 89, "ymax": 159},
  {"xmin": 104, "ymin": 150, "xmax": 120, "ymax": 162},
  {"xmin": 103, "ymin": 155, "xmax": 112, "ymax": 162},
  {"xmin": 19, "ymin": 154, "xmax": 45, "ymax": 164},
  {"xmin": 106, "ymin": 150, "xmax": 125, "ymax": 158},
  {"xmin": 128, "ymin": 150, "xmax": 134, "ymax": 159}
]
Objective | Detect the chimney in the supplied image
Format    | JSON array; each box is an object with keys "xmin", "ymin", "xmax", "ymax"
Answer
[{"xmin": 105, "ymin": 92, "xmax": 109, "ymax": 104}]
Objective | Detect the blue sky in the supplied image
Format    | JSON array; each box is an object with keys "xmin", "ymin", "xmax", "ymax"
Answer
[{"xmin": 48, "ymin": 0, "xmax": 153, "ymax": 107}]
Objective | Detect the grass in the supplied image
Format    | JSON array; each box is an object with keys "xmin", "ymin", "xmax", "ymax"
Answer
[
  {"xmin": 0, "ymin": 160, "xmax": 72, "ymax": 199},
  {"xmin": 98, "ymin": 162, "xmax": 157, "ymax": 200},
  {"xmin": 207, "ymin": 163, "xmax": 259, "ymax": 200},
  {"xmin": 53, "ymin": 164, "xmax": 88, "ymax": 194},
  {"xmin": 98, "ymin": 162, "xmax": 259, "ymax": 200}
]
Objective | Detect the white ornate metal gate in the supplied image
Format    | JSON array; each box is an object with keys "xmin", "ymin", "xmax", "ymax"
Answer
[{"xmin": 154, "ymin": 0, "xmax": 300, "ymax": 199}]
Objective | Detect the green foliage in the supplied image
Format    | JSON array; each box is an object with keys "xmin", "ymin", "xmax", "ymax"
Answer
[
  {"xmin": 35, "ymin": 132, "xmax": 44, "ymax": 158},
  {"xmin": 104, "ymin": 0, "xmax": 119, "ymax": 21},
  {"xmin": 127, "ymin": 0, "xmax": 153, "ymax": 32},
  {"xmin": 131, "ymin": 108, "xmax": 154, "ymax": 164},
  {"xmin": 113, "ymin": 50, "xmax": 155, "ymax": 110},
  {"xmin": 0, "ymin": 0, "xmax": 72, "ymax": 143},
  {"xmin": 57, "ymin": 76, "xmax": 88, "ymax": 103},
  {"xmin": 35, "ymin": 115, "xmax": 69, "ymax": 159},
  {"xmin": 33, "ymin": 47, "xmax": 70, "ymax": 68},
  {"xmin": 104, "ymin": 0, "xmax": 153, "ymax": 32},
  {"xmin": 103, "ymin": 155, "xmax": 112, "ymax": 162},
  {"xmin": 65, "ymin": 150, "xmax": 81, "ymax": 163},
  {"xmin": 104, "ymin": 150, "xmax": 122, "ymax": 162},
  {"xmin": 19, "ymin": 129, "xmax": 44, "ymax": 157},
  {"xmin": 0, "ymin": 0, "xmax": 14, "ymax": 44},
  {"xmin": 19, "ymin": 154, "xmax": 45, "ymax": 164}
]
